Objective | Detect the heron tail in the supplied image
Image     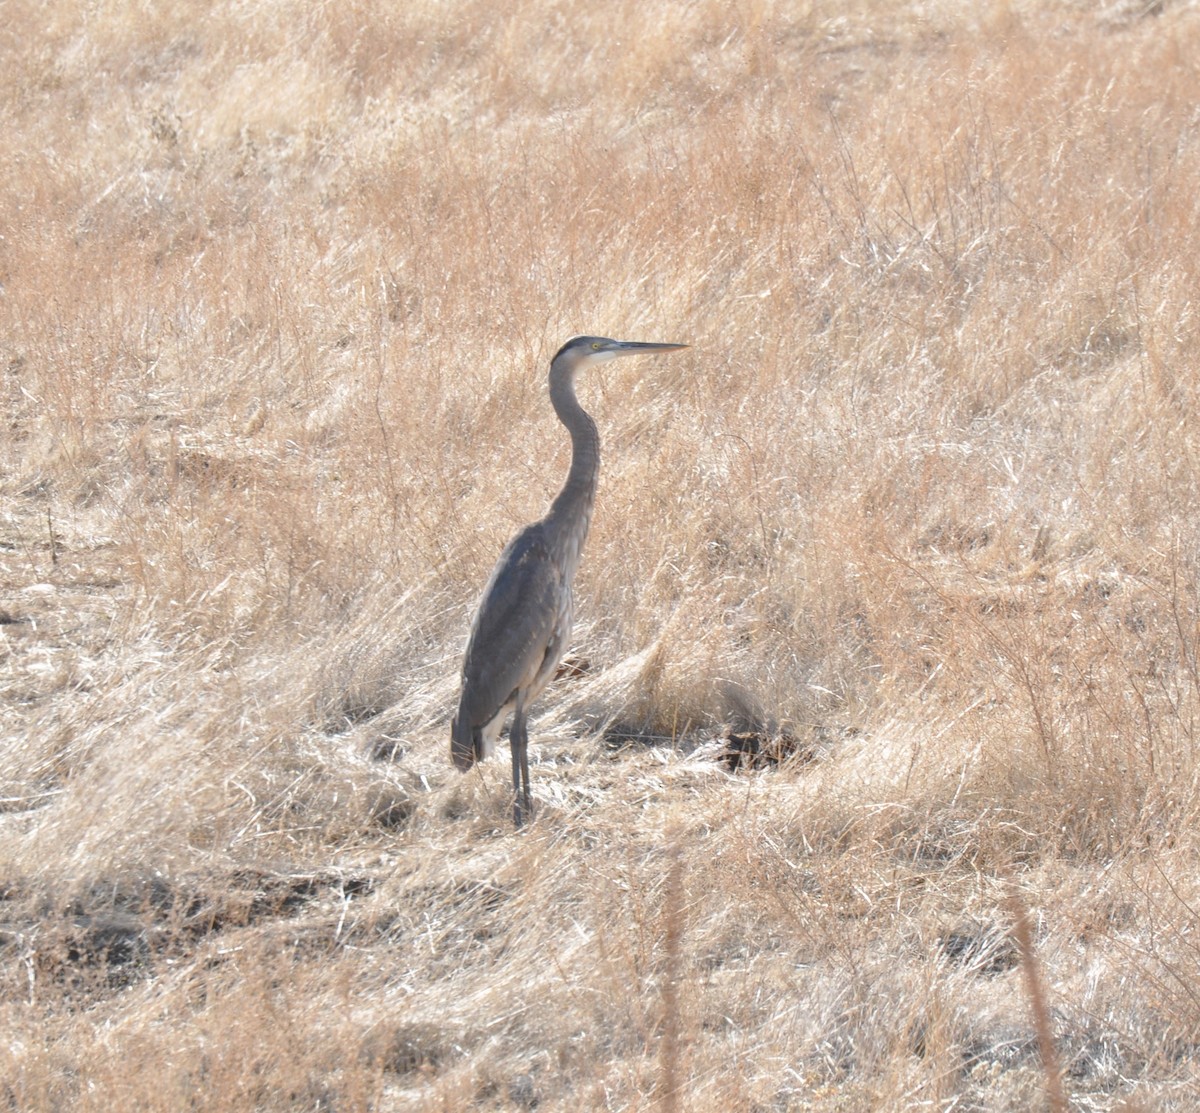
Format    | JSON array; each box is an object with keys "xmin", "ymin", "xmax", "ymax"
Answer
[{"xmin": 450, "ymin": 710, "xmax": 479, "ymax": 771}]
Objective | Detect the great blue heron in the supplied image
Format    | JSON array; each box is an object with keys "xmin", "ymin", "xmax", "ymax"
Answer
[{"xmin": 451, "ymin": 335, "xmax": 688, "ymax": 825}]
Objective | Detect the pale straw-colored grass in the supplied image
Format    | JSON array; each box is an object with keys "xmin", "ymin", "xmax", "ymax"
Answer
[{"xmin": 1, "ymin": 0, "xmax": 1198, "ymax": 1108}]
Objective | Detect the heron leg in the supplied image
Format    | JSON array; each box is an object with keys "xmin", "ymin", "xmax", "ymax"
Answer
[
  {"xmin": 519, "ymin": 719, "xmax": 532, "ymax": 824},
  {"xmin": 510, "ymin": 697, "xmax": 533, "ymax": 827}
]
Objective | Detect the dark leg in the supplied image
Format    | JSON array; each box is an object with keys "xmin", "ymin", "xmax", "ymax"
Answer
[
  {"xmin": 519, "ymin": 721, "xmax": 532, "ymax": 823},
  {"xmin": 511, "ymin": 699, "xmax": 528, "ymax": 827}
]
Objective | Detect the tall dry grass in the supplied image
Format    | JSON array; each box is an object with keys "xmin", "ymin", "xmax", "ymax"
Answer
[{"xmin": 2, "ymin": 0, "xmax": 1200, "ymax": 1108}]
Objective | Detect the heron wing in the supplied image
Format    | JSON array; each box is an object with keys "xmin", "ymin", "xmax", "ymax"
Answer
[{"xmin": 456, "ymin": 523, "xmax": 568, "ymax": 731}]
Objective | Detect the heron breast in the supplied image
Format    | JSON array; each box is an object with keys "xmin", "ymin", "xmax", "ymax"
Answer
[{"xmin": 526, "ymin": 588, "xmax": 573, "ymax": 704}]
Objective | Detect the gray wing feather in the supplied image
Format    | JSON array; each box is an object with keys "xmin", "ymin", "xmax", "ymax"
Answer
[{"xmin": 456, "ymin": 523, "xmax": 566, "ymax": 730}]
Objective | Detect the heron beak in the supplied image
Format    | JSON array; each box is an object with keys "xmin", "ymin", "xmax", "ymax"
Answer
[{"xmin": 604, "ymin": 340, "xmax": 690, "ymax": 357}]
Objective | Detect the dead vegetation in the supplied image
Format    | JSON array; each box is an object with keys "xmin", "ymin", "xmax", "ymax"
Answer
[{"xmin": 3, "ymin": 0, "xmax": 1200, "ymax": 1108}]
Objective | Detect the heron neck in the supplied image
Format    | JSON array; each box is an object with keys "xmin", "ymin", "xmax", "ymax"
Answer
[{"xmin": 545, "ymin": 366, "xmax": 599, "ymax": 563}]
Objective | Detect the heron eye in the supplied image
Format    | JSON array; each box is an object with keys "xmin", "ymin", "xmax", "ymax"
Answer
[{"xmin": 592, "ymin": 342, "xmax": 601, "ymax": 350}]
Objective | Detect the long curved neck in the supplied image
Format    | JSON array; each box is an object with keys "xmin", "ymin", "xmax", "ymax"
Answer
[{"xmin": 544, "ymin": 359, "xmax": 599, "ymax": 571}]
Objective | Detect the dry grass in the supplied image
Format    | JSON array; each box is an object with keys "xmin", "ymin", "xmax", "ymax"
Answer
[{"xmin": 2, "ymin": 0, "xmax": 1200, "ymax": 1108}]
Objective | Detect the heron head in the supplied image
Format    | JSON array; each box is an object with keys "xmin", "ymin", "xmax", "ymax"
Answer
[{"xmin": 552, "ymin": 336, "xmax": 689, "ymax": 371}]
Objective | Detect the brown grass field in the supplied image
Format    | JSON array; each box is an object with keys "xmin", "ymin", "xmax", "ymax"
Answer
[{"xmin": 3, "ymin": 0, "xmax": 1200, "ymax": 1108}]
